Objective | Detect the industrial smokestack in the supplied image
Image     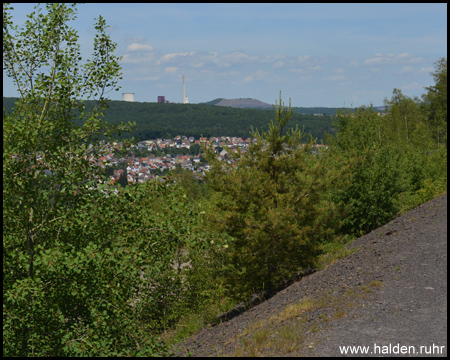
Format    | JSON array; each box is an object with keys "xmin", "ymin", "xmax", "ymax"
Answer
[{"xmin": 182, "ymin": 75, "xmax": 186, "ymax": 104}]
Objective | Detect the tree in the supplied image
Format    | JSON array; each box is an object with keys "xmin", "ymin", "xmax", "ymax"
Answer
[
  {"xmin": 204, "ymin": 93, "xmax": 343, "ymax": 301},
  {"xmin": 326, "ymin": 106, "xmax": 406, "ymax": 236},
  {"xmin": 422, "ymin": 57, "xmax": 447, "ymax": 148},
  {"xmin": 381, "ymin": 89, "xmax": 440, "ymax": 197},
  {"xmin": 383, "ymin": 88, "xmax": 425, "ymax": 144},
  {"xmin": 117, "ymin": 169, "xmax": 129, "ymax": 188},
  {"xmin": 189, "ymin": 143, "xmax": 201, "ymax": 156},
  {"xmin": 170, "ymin": 167, "xmax": 207, "ymax": 202},
  {"xmin": 3, "ymin": 4, "xmax": 186, "ymax": 356}
]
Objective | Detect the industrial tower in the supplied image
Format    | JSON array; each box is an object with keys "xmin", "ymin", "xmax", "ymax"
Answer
[{"xmin": 182, "ymin": 75, "xmax": 189, "ymax": 104}]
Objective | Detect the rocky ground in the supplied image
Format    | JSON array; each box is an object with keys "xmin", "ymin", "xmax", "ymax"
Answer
[{"xmin": 174, "ymin": 194, "xmax": 447, "ymax": 357}]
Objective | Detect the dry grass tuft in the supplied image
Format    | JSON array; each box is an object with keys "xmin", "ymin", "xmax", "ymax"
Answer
[
  {"xmin": 269, "ymin": 297, "xmax": 315, "ymax": 326},
  {"xmin": 369, "ymin": 280, "xmax": 383, "ymax": 287},
  {"xmin": 227, "ymin": 282, "xmax": 379, "ymax": 356}
]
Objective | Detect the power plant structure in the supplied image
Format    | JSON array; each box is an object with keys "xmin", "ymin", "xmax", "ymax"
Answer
[
  {"xmin": 122, "ymin": 93, "xmax": 135, "ymax": 102},
  {"xmin": 182, "ymin": 75, "xmax": 189, "ymax": 104}
]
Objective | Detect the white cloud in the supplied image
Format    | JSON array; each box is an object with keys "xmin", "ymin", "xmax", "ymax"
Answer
[
  {"xmin": 261, "ymin": 54, "xmax": 286, "ymax": 63},
  {"xmin": 348, "ymin": 60, "xmax": 359, "ymax": 68},
  {"xmin": 126, "ymin": 43, "xmax": 154, "ymax": 52},
  {"xmin": 165, "ymin": 67, "xmax": 178, "ymax": 73},
  {"xmin": 364, "ymin": 53, "xmax": 425, "ymax": 66},
  {"xmin": 273, "ymin": 61, "xmax": 284, "ymax": 68},
  {"xmin": 159, "ymin": 52, "xmax": 188, "ymax": 63},
  {"xmin": 193, "ymin": 52, "xmax": 220, "ymax": 66},
  {"xmin": 259, "ymin": 54, "xmax": 311, "ymax": 69},
  {"xmin": 121, "ymin": 52, "xmax": 155, "ymax": 64},
  {"xmin": 364, "ymin": 57, "xmax": 384, "ymax": 65},
  {"xmin": 397, "ymin": 52, "xmax": 414, "ymax": 59},
  {"xmin": 123, "ymin": 50, "xmax": 319, "ymax": 81},
  {"xmin": 291, "ymin": 65, "xmax": 321, "ymax": 74},
  {"xmin": 155, "ymin": 51, "xmax": 260, "ymax": 69},
  {"xmin": 298, "ymin": 55, "xmax": 310, "ymax": 62},
  {"xmin": 370, "ymin": 67, "xmax": 381, "ymax": 73},
  {"xmin": 418, "ymin": 67, "xmax": 433, "ymax": 73},
  {"xmin": 156, "ymin": 52, "xmax": 194, "ymax": 65},
  {"xmin": 222, "ymin": 52, "xmax": 258, "ymax": 64}
]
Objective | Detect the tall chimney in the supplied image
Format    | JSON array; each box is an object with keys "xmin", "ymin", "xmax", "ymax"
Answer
[{"xmin": 182, "ymin": 74, "xmax": 186, "ymax": 104}]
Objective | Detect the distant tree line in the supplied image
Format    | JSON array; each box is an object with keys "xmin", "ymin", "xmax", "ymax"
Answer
[{"xmin": 3, "ymin": 97, "xmax": 335, "ymax": 143}]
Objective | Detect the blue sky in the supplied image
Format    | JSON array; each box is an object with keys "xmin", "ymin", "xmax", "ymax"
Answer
[{"xmin": 3, "ymin": 3, "xmax": 447, "ymax": 107}]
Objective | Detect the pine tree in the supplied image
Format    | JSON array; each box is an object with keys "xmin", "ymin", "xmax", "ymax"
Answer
[
  {"xmin": 204, "ymin": 92, "xmax": 343, "ymax": 301},
  {"xmin": 117, "ymin": 169, "xmax": 129, "ymax": 188}
]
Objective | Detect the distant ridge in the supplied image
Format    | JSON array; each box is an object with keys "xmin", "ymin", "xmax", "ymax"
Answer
[
  {"xmin": 204, "ymin": 98, "xmax": 383, "ymax": 115},
  {"xmin": 201, "ymin": 98, "xmax": 225, "ymax": 106},
  {"xmin": 214, "ymin": 98, "xmax": 273, "ymax": 109}
]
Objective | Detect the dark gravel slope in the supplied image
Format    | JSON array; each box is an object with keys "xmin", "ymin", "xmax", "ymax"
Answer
[{"xmin": 175, "ymin": 194, "xmax": 447, "ymax": 357}]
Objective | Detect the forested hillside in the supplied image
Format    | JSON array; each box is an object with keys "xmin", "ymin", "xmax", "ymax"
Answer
[{"xmin": 3, "ymin": 97, "xmax": 334, "ymax": 141}]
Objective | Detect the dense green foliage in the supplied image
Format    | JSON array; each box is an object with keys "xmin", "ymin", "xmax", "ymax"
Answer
[
  {"xmin": 3, "ymin": 4, "xmax": 220, "ymax": 356},
  {"xmin": 203, "ymin": 94, "xmax": 345, "ymax": 300},
  {"xmin": 325, "ymin": 106, "xmax": 406, "ymax": 235},
  {"xmin": 421, "ymin": 57, "xmax": 447, "ymax": 147},
  {"xmin": 3, "ymin": 96, "xmax": 335, "ymax": 142},
  {"xmin": 325, "ymin": 59, "xmax": 447, "ymax": 235},
  {"xmin": 3, "ymin": 3, "xmax": 446, "ymax": 356},
  {"xmin": 293, "ymin": 106, "xmax": 358, "ymax": 115}
]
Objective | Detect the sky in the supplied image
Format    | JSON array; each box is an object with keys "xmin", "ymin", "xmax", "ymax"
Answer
[{"xmin": 3, "ymin": 3, "xmax": 447, "ymax": 107}]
